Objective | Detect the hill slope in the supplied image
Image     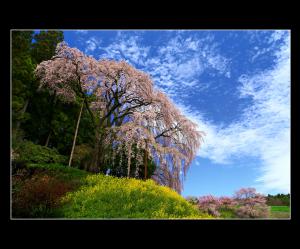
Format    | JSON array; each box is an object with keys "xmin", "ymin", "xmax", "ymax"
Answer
[
  {"xmin": 12, "ymin": 163, "xmax": 211, "ymax": 219},
  {"xmin": 58, "ymin": 174, "xmax": 210, "ymax": 219}
]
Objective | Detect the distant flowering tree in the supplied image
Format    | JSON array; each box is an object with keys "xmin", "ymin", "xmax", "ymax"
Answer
[
  {"xmin": 219, "ymin": 196, "xmax": 236, "ymax": 209},
  {"xmin": 198, "ymin": 195, "xmax": 222, "ymax": 217},
  {"xmin": 234, "ymin": 188, "xmax": 269, "ymax": 218},
  {"xmin": 196, "ymin": 188, "xmax": 269, "ymax": 218}
]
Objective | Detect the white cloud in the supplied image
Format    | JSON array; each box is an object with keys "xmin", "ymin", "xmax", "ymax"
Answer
[
  {"xmin": 204, "ymin": 50, "xmax": 230, "ymax": 75},
  {"xmin": 100, "ymin": 35, "xmax": 150, "ymax": 65},
  {"xmin": 268, "ymin": 30, "xmax": 288, "ymax": 43},
  {"xmin": 251, "ymin": 47, "xmax": 271, "ymax": 62},
  {"xmin": 75, "ymin": 30, "xmax": 88, "ymax": 34},
  {"xmin": 176, "ymin": 32, "xmax": 290, "ymax": 194},
  {"xmin": 255, "ymin": 130, "xmax": 290, "ymax": 194},
  {"xmin": 85, "ymin": 37, "xmax": 101, "ymax": 54},
  {"xmin": 91, "ymin": 32, "xmax": 230, "ymax": 100},
  {"xmin": 143, "ymin": 33, "xmax": 231, "ymax": 98},
  {"xmin": 77, "ymin": 30, "xmax": 290, "ymax": 194},
  {"xmin": 249, "ymin": 30, "xmax": 290, "ymax": 63}
]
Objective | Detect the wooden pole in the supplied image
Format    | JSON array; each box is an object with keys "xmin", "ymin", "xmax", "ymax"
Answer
[{"xmin": 68, "ymin": 101, "xmax": 84, "ymax": 167}]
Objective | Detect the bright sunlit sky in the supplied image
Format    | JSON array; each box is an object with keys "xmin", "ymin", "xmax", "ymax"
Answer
[{"xmin": 61, "ymin": 30, "xmax": 290, "ymax": 197}]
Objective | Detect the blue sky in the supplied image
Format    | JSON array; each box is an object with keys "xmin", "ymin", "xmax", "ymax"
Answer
[{"xmin": 62, "ymin": 30, "xmax": 290, "ymax": 197}]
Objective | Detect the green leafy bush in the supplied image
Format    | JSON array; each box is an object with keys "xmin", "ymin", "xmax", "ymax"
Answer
[
  {"xmin": 59, "ymin": 174, "xmax": 212, "ymax": 219},
  {"xmin": 14, "ymin": 140, "xmax": 67, "ymax": 166},
  {"xmin": 27, "ymin": 163, "xmax": 90, "ymax": 183}
]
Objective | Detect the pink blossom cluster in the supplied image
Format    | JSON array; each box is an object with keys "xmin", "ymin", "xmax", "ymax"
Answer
[
  {"xmin": 196, "ymin": 188, "xmax": 269, "ymax": 218},
  {"xmin": 35, "ymin": 41, "xmax": 103, "ymax": 103},
  {"xmin": 198, "ymin": 195, "xmax": 222, "ymax": 217}
]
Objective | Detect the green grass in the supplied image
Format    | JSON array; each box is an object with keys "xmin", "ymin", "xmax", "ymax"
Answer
[
  {"xmin": 58, "ymin": 174, "xmax": 212, "ymax": 219},
  {"xmin": 269, "ymin": 206, "xmax": 290, "ymax": 218},
  {"xmin": 270, "ymin": 206, "xmax": 290, "ymax": 212},
  {"xmin": 215, "ymin": 206, "xmax": 291, "ymax": 219}
]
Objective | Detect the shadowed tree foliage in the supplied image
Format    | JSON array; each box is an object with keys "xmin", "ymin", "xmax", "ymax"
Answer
[
  {"xmin": 12, "ymin": 30, "xmax": 64, "ymax": 146},
  {"xmin": 12, "ymin": 31, "xmax": 35, "ymax": 132},
  {"xmin": 31, "ymin": 31, "xmax": 64, "ymax": 64}
]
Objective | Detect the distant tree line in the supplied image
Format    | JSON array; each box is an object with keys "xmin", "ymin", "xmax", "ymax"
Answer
[{"xmin": 266, "ymin": 193, "xmax": 290, "ymax": 206}]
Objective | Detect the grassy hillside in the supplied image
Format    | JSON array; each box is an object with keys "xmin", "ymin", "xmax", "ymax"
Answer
[
  {"xmin": 12, "ymin": 163, "xmax": 211, "ymax": 219},
  {"xmin": 58, "ymin": 174, "xmax": 211, "ymax": 219}
]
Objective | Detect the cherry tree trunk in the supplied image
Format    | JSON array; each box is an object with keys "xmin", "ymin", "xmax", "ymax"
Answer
[
  {"xmin": 144, "ymin": 143, "xmax": 148, "ymax": 179},
  {"xmin": 92, "ymin": 126, "xmax": 103, "ymax": 171},
  {"xmin": 127, "ymin": 147, "xmax": 132, "ymax": 177},
  {"xmin": 68, "ymin": 101, "xmax": 84, "ymax": 167}
]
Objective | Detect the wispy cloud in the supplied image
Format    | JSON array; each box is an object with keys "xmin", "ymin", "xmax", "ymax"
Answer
[
  {"xmin": 100, "ymin": 35, "xmax": 150, "ymax": 66},
  {"xmin": 144, "ymin": 33, "xmax": 231, "ymax": 98},
  {"xmin": 249, "ymin": 30, "xmax": 289, "ymax": 63},
  {"xmin": 77, "ymin": 30, "xmax": 290, "ymax": 194},
  {"xmin": 75, "ymin": 30, "xmax": 88, "ymax": 34},
  {"xmin": 177, "ymin": 32, "xmax": 290, "ymax": 194},
  {"xmin": 85, "ymin": 37, "xmax": 101, "ymax": 54},
  {"xmin": 91, "ymin": 32, "xmax": 230, "ymax": 99}
]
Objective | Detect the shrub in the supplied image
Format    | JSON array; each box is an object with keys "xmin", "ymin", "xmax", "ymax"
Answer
[
  {"xmin": 26, "ymin": 163, "xmax": 89, "ymax": 177},
  {"xmin": 13, "ymin": 140, "xmax": 67, "ymax": 166},
  {"xmin": 12, "ymin": 174, "xmax": 74, "ymax": 218}
]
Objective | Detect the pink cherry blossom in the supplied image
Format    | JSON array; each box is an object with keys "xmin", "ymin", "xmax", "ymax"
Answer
[{"xmin": 35, "ymin": 42, "xmax": 205, "ymax": 193}]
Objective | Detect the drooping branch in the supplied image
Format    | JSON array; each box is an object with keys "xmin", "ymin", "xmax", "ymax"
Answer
[{"xmin": 35, "ymin": 42, "xmax": 205, "ymax": 193}]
